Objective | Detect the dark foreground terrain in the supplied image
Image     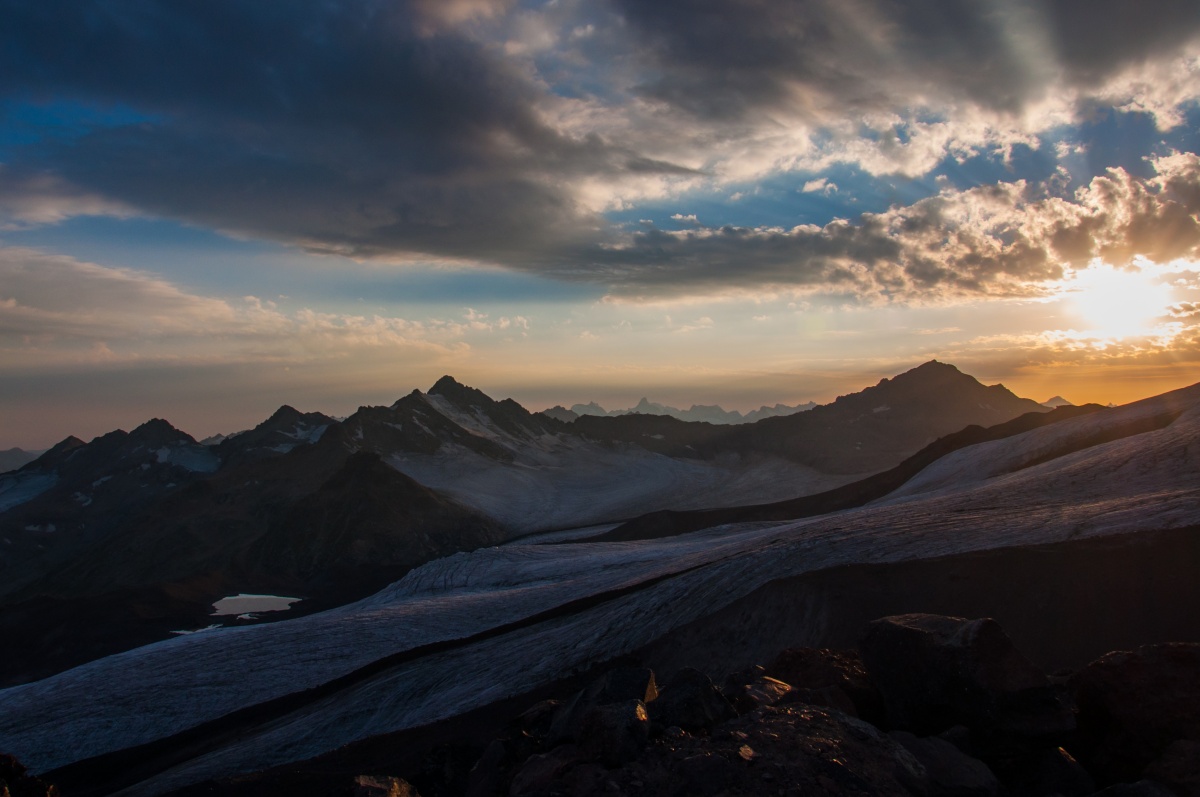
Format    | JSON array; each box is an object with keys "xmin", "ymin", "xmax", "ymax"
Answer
[{"xmin": 13, "ymin": 524, "xmax": 1196, "ymax": 797}]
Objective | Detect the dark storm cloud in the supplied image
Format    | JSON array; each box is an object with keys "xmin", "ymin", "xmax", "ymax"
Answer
[
  {"xmin": 612, "ymin": 0, "xmax": 1200, "ymax": 121},
  {"xmin": 2, "ymin": 0, "xmax": 1198, "ymax": 300},
  {"xmin": 0, "ymin": 0, "xmax": 686, "ymax": 260}
]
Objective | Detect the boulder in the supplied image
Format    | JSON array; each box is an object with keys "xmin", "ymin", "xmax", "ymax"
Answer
[
  {"xmin": 1070, "ymin": 643, "xmax": 1200, "ymax": 785},
  {"xmin": 508, "ymin": 744, "xmax": 586, "ymax": 797},
  {"xmin": 1091, "ymin": 780, "xmax": 1180, "ymax": 797},
  {"xmin": 547, "ymin": 667, "xmax": 657, "ymax": 745},
  {"xmin": 889, "ymin": 731, "xmax": 1000, "ymax": 797},
  {"xmin": 646, "ymin": 668, "xmax": 737, "ymax": 734},
  {"xmin": 0, "ymin": 754, "xmax": 57, "ymax": 797},
  {"xmin": 776, "ymin": 684, "xmax": 860, "ymax": 716},
  {"xmin": 724, "ymin": 675, "xmax": 792, "ymax": 713},
  {"xmin": 860, "ymin": 614, "xmax": 1073, "ymax": 737},
  {"xmin": 1004, "ymin": 747, "xmax": 1094, "ymax": 797},
  {"xmin": 1144, "ymin": 739, "xmax": 1200, "ymax": 797},
  {"xmin": 766, "ymin": 646, "xmax": 885, "ymax": 721},
  {"xmin": 352, "ymin": 775, "xmax": 420, "ymax": 797},
  {"xmin": 578, "ymin": 699, "xmax": 650, "ymax": 766}
]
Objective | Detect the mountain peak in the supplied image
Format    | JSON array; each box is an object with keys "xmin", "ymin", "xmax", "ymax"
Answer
[
  {"xmin": 129, "ymin": 418, "xmax": 193, "ymax": 446},
  {"xmin": 428, "ymin": 375, "xmax": 496, "ymax": 409},
  {"xmin": 267, "ymin": 405, "xmax": 303, "ymax": 423}
]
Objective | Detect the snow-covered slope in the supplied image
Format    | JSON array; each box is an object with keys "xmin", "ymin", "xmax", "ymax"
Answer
[
  {"xmin": 388, "ymin": 437, "xmax": 844, "ymax": 532},
  {"xmin": 2, "ymin": 383, "xmax": 1196, "ymax": 794},
  {"xmin": 388, "ymin": 382, "xmax": 847, "ymax": 531}
]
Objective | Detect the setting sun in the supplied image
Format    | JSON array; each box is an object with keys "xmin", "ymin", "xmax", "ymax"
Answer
[{"xmin": 1064, "ymin": 264, "xmax": 1175, "ymax": 339}]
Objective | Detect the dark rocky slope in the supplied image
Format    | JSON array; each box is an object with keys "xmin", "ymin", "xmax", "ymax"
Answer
[
  {"xmin": 574, "ymin": 361, "xmax": 1047, "ymax": 474},
  {"xmin": 143, "ymin": 610, "xmax": 1200, "ymax": 797}
]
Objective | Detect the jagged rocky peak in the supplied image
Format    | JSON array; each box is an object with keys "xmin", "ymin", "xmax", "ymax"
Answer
[
  {"xmin": 428, "ymin": 375, "xmax": 496, "ymax": 409},
  {"xmin": 266, "ymin": 404, "xmax": 304, "ymax": 423},
  {"xmin": 128, "ymin": 417, "xmax": 195, "ymax": 447},
  {"xmin": 540, "ymin": 405, "xmax": 579, "ymax": 423}
]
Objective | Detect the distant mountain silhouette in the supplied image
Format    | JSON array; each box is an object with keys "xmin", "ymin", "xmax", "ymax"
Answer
[
  {"xmin": 0, "ymin": 448, "xmax": 41, "ymax": 474},
  {"xmin": 574, "ymin": 361, "xmax": 1048, "ymax": 474},
  {"xmin": 562, "ymin": 397, "xmax": 815, "ymax": 424}
]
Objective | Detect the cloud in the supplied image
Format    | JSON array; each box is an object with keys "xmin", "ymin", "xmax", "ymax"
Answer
[
  {"xmin": 560, "ymin": 152, "xmax": 1200, "ymax": 300},
  {"xmin": 0, "ymin": 247, "xmax": 482, "ymax": 366},
  {"xmin": 802, "ymin": 178, "xmax": 837, "ymax": 195},
  {"xmin": 0, "ymin": 0, "xmax": 1197, "ymax": 292},
  {"xmin": 0, "ymin": 167, "xmax": 133, "ymax": 228},
  {"xmin": 0, "ymin": 1, "xmax": 695, "ymax": 264}
]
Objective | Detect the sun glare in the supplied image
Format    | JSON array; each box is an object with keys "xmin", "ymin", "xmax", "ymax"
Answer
[{"xmin": 1064, "ymin": 264, "xmax": 1174, "ymax": 339}]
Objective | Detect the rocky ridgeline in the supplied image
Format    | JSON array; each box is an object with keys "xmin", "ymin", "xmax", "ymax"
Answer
[
  {"xmin": 447, "ymin": 614, "xmax": 1200, "ymax": 797},
  {"xmin": 8, "ymin": 614, "xmax": 1200, "ymax": 797},
  {"xmin": 457, "ymin": 614, "xmax": 1199, "ymax": 797}
]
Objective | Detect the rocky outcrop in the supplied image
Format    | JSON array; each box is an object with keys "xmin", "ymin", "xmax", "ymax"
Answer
[
  {"xmin": 860, "ymin": 613, "xmax": 1074, "ymax": 737},
  {"xmin": 0, "ymin": 754, "xmax": 57, "ymax": 796},
  {"xmin": 1070, "ymin": 643, "xmax": 1200, "ymax": 786}
]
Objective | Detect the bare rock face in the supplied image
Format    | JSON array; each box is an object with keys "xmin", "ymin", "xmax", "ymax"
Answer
[
  {"xmin": 1143, "ymin": 738, "xmax": 1200, "ymax": 797},
  {"xmin": 765, "ymin": 646, "xmax": 884, "ymax": 722},
  {"xmin": 547, "ymin": 667, "xmax": 657, "ymax": 746},
  {"xmin": 889, "ymin": 731, "xmax": 1000, "ymax": 797},
  {"xmin": 526, "ymin": 704, "xmax": 930, "ymax": 797},
  {"xmin": 860, "ymin": 614, "xmax": 1074, "ymax": 737},
  {"xmin": 0, "ymin": 754, "xmax": 57, "ymax": 797},
  {"xmin": 352, "ymin": 775, "xmax": 420, "ymax": 797},
  {"xmin": 1070, "ymin": 643, "xmax": 1200, "ymax": 785},
  {"xmin": 646, "ymin": 668, "xmax": 737, "ymax": 734}
]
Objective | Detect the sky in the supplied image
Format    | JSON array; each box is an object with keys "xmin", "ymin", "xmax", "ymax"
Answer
[{"xmin": 2, "ymin": 0, "xmax": 1200, "ymax": 449}]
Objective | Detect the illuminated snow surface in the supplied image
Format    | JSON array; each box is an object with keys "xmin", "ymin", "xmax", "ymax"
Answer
[{"xmin": 0, "ymin": 384, "xmax": 1197, "ymax": 795}]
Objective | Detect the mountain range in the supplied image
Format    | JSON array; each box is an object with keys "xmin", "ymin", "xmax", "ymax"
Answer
[
  {"xmin": 1, "ymin": 364, "xmax": 1196, "ymax": 796},
  {"xmin": 0, "ymin": 361, "xmax": 1046, "ymax": 685},
  {"xmin": 541, "ymin": 397, "xmax": 818, "ymax": 425}
]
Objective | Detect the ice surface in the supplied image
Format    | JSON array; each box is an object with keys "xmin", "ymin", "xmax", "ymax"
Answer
[
  {"xmin": 0, "ymin": 384, "xmax": 1197, "ymax": 793},
  {"xmin": 0, "ymin": 472, "xmax": 57, "ymax": 513}
]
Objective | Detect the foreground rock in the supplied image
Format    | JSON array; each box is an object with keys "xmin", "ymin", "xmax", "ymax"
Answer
[
  {"xmin": 1071, "ymin": 643, "xmax": 1200, "ymax": 786},
  {"xmin": 0, "ymin": 754, "xmax": 57, "ymax": 796},
  {"xmin": 860, "ymin": 613, "xmax": 1074, "ymax": 738}
]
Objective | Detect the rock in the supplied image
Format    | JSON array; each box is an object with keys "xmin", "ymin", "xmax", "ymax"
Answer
[
  {"xmin": 725, "ymin": 675, "xmax": 792, "ymax": 713},
  {"xmin": 1071, "ymin": 643, "xmax": 1200, "ymax": 785},
  {"xmin": 860, "ymin": 614, "xmax": 1074, "ymax": 737},
  {"xmin": 890, "ymin": 731, "xmax": 1000, "ymax": 797},
  {"xmin": 579, "ymin": 699, "xmax": 650, "ymax": 766},
  {"xmin": 766, "ymin": 646, "xmax": 885, "ymax": 722},
  {"xmin": 776, "ymin": 683, "xmax": 860, "ymax": 715},
  {"xmin": 548, "ymin": 667, "xmax": 657, "ymax": 744},
  {"xmin": 530, "ymin": 704, "xmax": 931, "ymax": 796},
  {"xmin": 1004, "ymin": 747, "xmax": 1094, "ymax": 797},
  {"xmin": 646, "ymin": 667, "xmax": 737, "ymax": 734},
  {"xmin": 508, "ymin": 744, "xmax": 586, "ymax": 796},
  {"xmin": 1091, "ymin": 780, "xmax": 1179, "ymax": 797},
  {"xmin": 0, "ymin": 754, "xmax": 57, "ymax": 797},
  {"xmin": 1144, "ymin": 739, "xmax": 1200, "ymax": 797},
  {"xmin": 465, "ymin": 739, "xmax": 510, "ymax": 797},
  {"xmin": 353, "ymin": 775, "xmax": 420, "ymax": 797}
]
